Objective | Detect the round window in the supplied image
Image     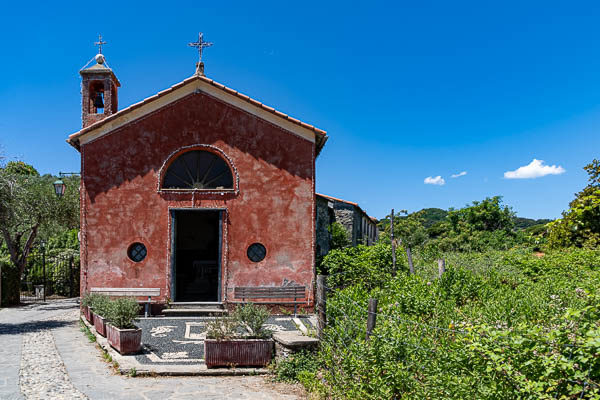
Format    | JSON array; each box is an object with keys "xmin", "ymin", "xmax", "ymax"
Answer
[
  {"xmin": 247, "ymin": 243, "xmax": 266, "ymax": 263},
  {"xmin": 127, "ymin": 242, "xmax": 147, "ymax": 262}
]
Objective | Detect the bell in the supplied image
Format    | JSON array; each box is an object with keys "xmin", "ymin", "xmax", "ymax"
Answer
[{"xmin": 93, "ymin": 92, "xmax": 104, "ymax": 109}]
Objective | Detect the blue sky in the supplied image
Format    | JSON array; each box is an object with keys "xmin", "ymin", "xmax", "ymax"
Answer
[{"xmin": 1, "ymin": 1, "xmax": 599, "ymax": 219}]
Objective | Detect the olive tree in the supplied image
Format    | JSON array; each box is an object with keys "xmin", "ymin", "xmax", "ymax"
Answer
[{"xmin": 0, "ymin": 161, "xmax": 79, "ymax": 304}]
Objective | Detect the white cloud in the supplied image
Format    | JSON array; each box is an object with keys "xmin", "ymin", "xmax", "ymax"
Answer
[
  {"xmin": 504, "ymin": 159, "xmax": 565, "ymax": 179},
  {"xmin": 451, "ymin": 171, "xmax": 467, "ymax": 178},
  {"xmin": 424, "ymin": 176, "xmax": 445, "ymax": 186}
]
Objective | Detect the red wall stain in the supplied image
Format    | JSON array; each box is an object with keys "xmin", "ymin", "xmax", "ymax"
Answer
[{"xmin": 80, "ymin": 92, "xmax": 316, "ymax": 307}]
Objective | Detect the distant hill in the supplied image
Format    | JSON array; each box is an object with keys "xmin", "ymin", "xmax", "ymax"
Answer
[
  {"xmin": 513, "ymin": 217, "xmax": 553, "ymax": 230},
  {"xmin": 417, "ymin": 208, "xmax": 449, "ymax": 228},
  {"xmin": 413, "ymin": 208, "xmax": 552, "ymax": 231}
]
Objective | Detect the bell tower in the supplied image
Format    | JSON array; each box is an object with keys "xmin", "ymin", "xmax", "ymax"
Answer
[{"xmin": 80, "ymin": 36, "xmax": 120, "ymax": 128}]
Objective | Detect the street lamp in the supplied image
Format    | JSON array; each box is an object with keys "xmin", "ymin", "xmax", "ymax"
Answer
[
  {"xmin": 52, "ymin": 172, "xmax": 80, "ymax": 197},
  {"xmin": 53, "ymin": 179, "xmax": 66, "ymax": 197}
]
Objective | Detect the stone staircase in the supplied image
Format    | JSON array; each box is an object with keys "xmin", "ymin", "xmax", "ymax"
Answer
[{"xmin": 161, "ymin": 302, "xmax": 228, "ymax": 317}]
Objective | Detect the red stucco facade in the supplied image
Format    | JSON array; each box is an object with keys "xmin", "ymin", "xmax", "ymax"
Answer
[{"xmin": 78, "ymin": 89, "xmax": 318, "ymax": 307}]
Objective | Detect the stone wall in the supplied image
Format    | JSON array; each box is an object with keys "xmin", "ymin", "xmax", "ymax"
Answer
[
  {"xmin": 315, "ymin": 195, "xmax": 332, "ymax": 258},
  {"xmin": 316, "ymin": 194, "xmax": 379, "ymax": 257}
]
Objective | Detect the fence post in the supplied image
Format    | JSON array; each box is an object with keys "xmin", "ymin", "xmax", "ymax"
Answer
[
  {"xmin": 69, "ymin": 256, "xmax": 74, "ymax": 298},
  {"xmin": 317, "ymin": 275, "xmax": 327, "ymax": 338},
  {"xmin": 406, "ymin": 246, "xmax": 415, "ymax": 275},
  {"xmin": 366, "ymin": 298, "xmax": 378, "ymax": 341},
  {"xmin": 391, "ymin": 209, "xmax": 396, "ymax": 277},
  {"xmin": 437, "ymin": 258, "xmax": 446, "ymax": 278}
]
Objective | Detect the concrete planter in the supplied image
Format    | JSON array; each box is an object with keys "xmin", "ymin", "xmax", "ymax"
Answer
[
  {"xmin": 106, "ymin": 324, "xmax": 142, "ymax": 355},
  {"xmin": 93, "ymin": 313, "xmax": 107, "ymax": 337},
  {"xmin": 204, "ymin": 339, "xmax": 273, "ymax": 368},
  {"xmin": 83, "ymin": 306, "xmax": 93, "ymax": 324}
]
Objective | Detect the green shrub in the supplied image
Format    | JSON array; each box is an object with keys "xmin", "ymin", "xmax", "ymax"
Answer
[
  {"xmin": 81, "ymin": 292, "xmax": 93, "ymax": 307},
  {"xmin": 206, "ymin": 303, "xmax": 272, "ymax": 340},
  {"xmin": 310, "ymin": 248, "xmax": 600, "ymax": 399},
  {"xmin": 232, "ymin": 302, "xmax": 272, "ymax": 339},
  {"xmin": 206, "ymin": 316, "xmax": 238, "ymax": 340},
  {"xmin": 105, "ymin": 297, "xmax": 140, "ymax": 329},
  {"xmin": 322, "ymin": 242, "xmax": 401, "ymax": 289},
  {"xmin": 90, "ymin": 294, "xmax": 110, "ymax": 317},
  {"xmin": 275, "ymin": 350, "xmax": 320, "ymax": 382}
]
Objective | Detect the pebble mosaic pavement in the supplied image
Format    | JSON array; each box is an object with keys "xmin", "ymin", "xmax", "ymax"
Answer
[
  {"xmin": 135, "ymin": 316, "xmax": 307, "ymax": 365},
  {"xmin": 0, "ymin": 299, "xmax": 305, "ymax": 399}
]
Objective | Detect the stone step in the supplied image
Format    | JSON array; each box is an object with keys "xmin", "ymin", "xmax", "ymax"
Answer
[
  {"xmin": 162, "ymin": 307, "xmax": 228, "ymax": 317},
  {"xmin": 169, "ymin": 302, "xmax": 225, "ymax": 309}
]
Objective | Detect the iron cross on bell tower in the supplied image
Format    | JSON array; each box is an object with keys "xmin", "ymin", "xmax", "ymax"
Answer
[
  {"xmin": 95, "ymin": 34, "xmax": 107, "ymax": 54},
  {"xmin": 188, "ymin": 32, "xmax": 213, "ymax": 76}
]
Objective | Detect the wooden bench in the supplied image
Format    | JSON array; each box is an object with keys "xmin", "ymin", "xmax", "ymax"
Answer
[
  {"xmin": 90, "ymin": 287, "xmax": 161, "ymax": 317},
  {"xmin": 234, "ymin": 286, "xmax": 306, "ymax": 314}
]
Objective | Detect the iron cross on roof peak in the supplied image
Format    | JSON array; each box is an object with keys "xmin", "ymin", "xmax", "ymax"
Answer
[
  {"xmin": 188, "ymin": 32, "xmax": 213, "ymax": 67},
  {"xmin": 94, "ymin": 34, "xmax": 107, "ymax": 54}
]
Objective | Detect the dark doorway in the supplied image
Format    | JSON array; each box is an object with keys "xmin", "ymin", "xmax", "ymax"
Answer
[{"xmin": 171, "ymin": 210, "xmax": 222, "ymax": 302}]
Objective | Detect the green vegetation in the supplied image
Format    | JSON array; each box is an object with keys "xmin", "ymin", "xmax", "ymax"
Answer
[
  {"xmin": 89, "ymin": 293, "xmax": 111, "ymax": 317},
  {"xmin": 548, "ymin": 159, "xmax": 600, "ymax": 248},
  {"xmin": 308, "ymin": 248, "xmax": 600, "ymax": 399},
  {"xmin": 0, "ymin": 158, "xmax": 79, "ymax": 305},
  {"xmin": 206, "ymin": 302, "xmax": 273, "ymax": 340},
  {"xmin": 274, "ymin": 350, "xmax": 320, "ymax": 383},
  {"xmin": 299, "ymin": 159, "xmax": 600, "ymax": 399},
  {"xmin": 79, "ymin": 319, "xmax": 97, "ymax": 343},
  {"xmin": 105, "ymin": 297, "xmax": 140, "ymax": 329},
  {"xmin": 328, "ymin": 221, "xmax": 350, "ymax": 250}
]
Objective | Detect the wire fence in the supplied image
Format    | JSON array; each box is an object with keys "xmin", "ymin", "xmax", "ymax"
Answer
[{"xmin": 315, "ymin": 273, "xmax": 599, "ymax": 399}]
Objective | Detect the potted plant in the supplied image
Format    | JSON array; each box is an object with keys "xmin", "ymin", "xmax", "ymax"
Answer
[
  {"xmin": 204, "ymin": 303, "xmax": 274, "ymax": 368},
  {"xmin": 81, "ymin": 293, "xmax": 94, "ymax": 324},
  {"xmin": 91, "ymin": 294, "xmax": 110, "ymax": 337},
  {"xmin": 105, "ymin": 297, "xmax": 142, "ymax": 355}
]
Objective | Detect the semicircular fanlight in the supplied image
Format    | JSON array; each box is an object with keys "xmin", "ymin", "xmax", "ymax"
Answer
[{"xmin": 162, "ymin": 150, "xmax": 233, "ymax": 190}]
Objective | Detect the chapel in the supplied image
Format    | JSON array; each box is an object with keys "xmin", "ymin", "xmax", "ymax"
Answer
[{"xmin": 68, "ymin": 36, "xmax": 328, "ymax": 312}]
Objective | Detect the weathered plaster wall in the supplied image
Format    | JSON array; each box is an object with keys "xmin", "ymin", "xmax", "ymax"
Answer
[{"xmin": 80, "ymin": 91, "xmax": 315, "ymax": 306}]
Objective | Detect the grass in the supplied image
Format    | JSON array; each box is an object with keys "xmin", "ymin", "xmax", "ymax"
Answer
[{"xmin": 79, "ymin": 319, "xmax": 96, "ymax": 342}]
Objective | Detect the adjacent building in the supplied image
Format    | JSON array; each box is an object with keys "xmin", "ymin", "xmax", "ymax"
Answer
[{"xmin": 315, "ymin": 193, "xmax": 379, "ymax": 258}]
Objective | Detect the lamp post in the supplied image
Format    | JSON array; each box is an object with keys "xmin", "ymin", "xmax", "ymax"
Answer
[{"xmin": 41, "ymin": 240, "xmax": 46, "ymax": 302}]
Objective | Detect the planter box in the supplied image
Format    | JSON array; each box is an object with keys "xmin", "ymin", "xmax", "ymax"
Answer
[
  {"xmin": 82, "ymin": 306, "xmax": 93, "ymax": 324},
  {"xmin": 106, "ymin": 324, "xmax": 142, "ymax": 355},
  {"xmin": 204, "ymin": 339, "xmax": 273, "ymax": 368},
  {"xmin": 93, "ymin": 314, "xmax": 107, "ymax": 337}
]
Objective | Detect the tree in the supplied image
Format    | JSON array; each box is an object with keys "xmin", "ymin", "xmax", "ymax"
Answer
[
  {"xmin": 382, "ymin": 210, "xmax": 428, "ymax": 274},
  {"xmin": 4, "ymin": 160, "xmax": 39, "ymax": 176},
  {"xmin": 547, "ymin": 160, "xmax": 600, "ymax": 248},
  {"xmin": 431, "ymin": 196, "xmax": 518, "ymax": 252},
  {"xmin": 0, "ymin": 162, "xmax": 79, "ymax": 304}
]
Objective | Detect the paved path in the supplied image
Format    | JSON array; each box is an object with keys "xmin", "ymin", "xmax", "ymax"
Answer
[{"xmin": 0, "ymin": 300, "xmax": 303, "ymax": 400}]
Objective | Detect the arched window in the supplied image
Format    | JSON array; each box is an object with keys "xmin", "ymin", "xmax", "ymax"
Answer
[{"xmin": 162, "ymin": 150, "xmax": 234, "ymax": 190}]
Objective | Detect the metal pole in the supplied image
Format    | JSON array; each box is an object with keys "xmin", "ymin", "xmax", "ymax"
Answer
[
  {"xmin": 42, "ymin": 247, "xmax": 46, "ymax": 302},
  {"xmin": 69, "ymin": 256, "xmax": 74, "ymax": 298}
]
